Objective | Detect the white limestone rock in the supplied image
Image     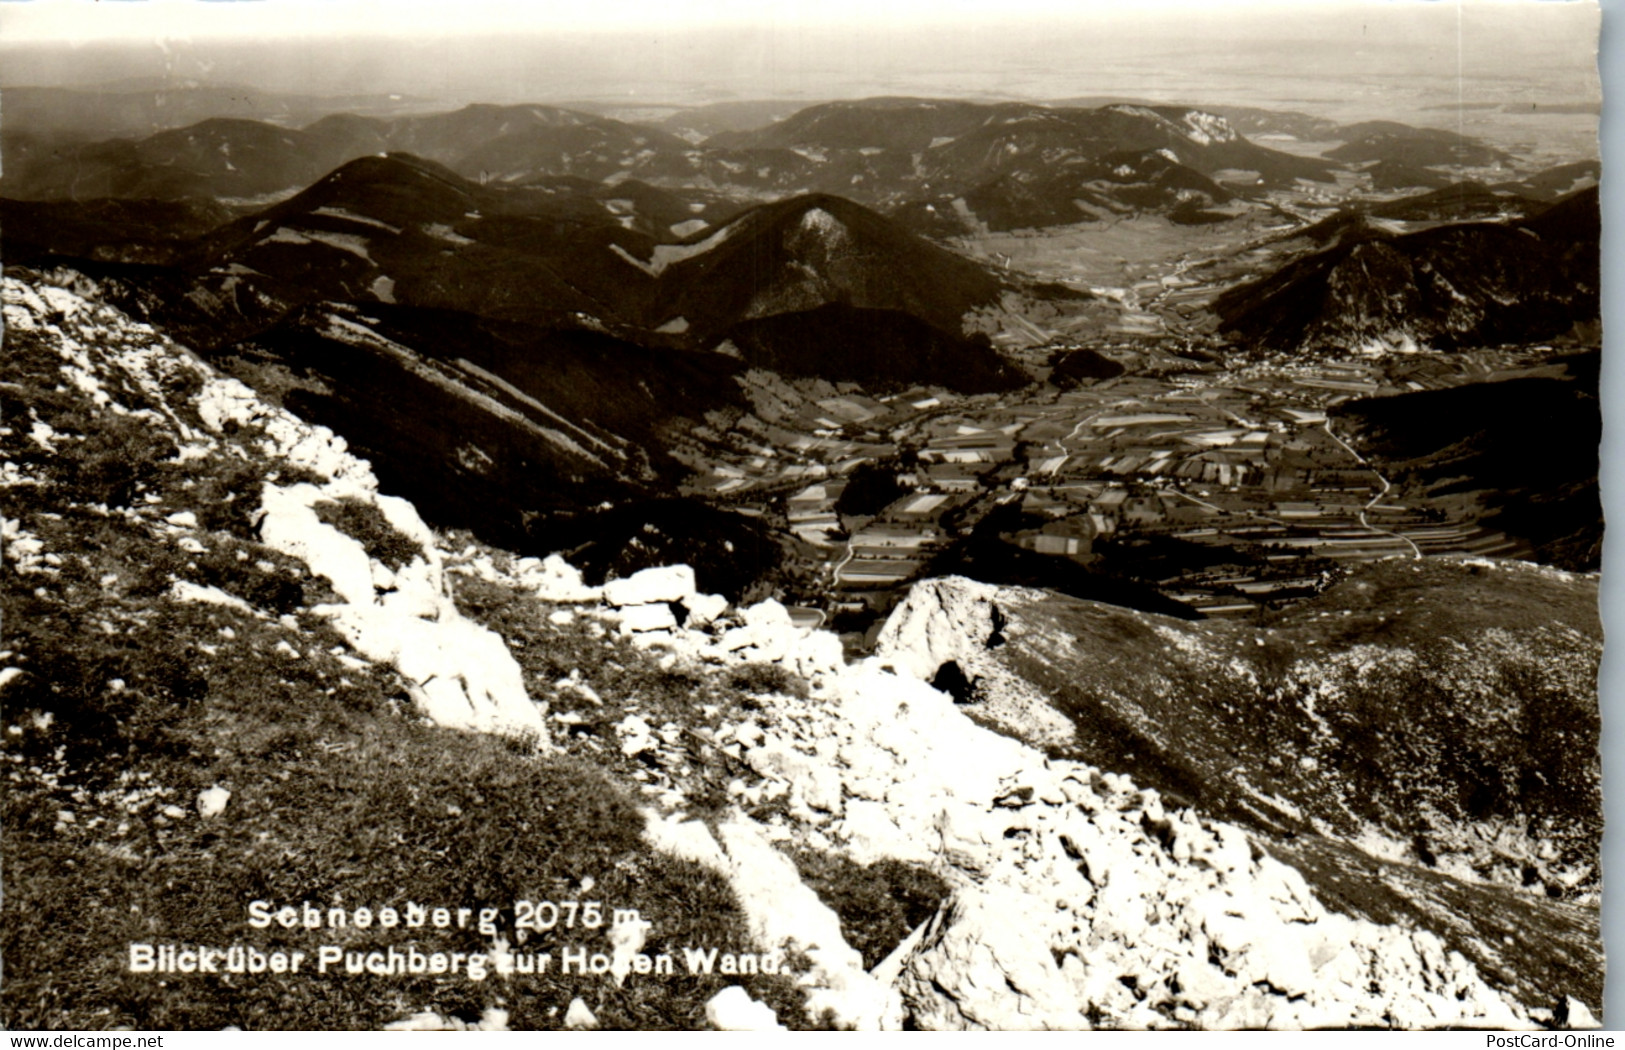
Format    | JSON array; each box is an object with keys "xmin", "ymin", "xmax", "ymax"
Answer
[
  {"xmin": 643, "ymin": 812, "xmax": 729, "ymax": 870},
  {"xmin": 368, "ymin": 560, "xmax": 397, "ymax": 591},
  {"xmin": 898, "ymin": 887, "xmax": 1088, "ymax": 1031},
  {"xmin": 387, "ymin": 1006, "xmax": 506, "ymax": 1031},
  {"xmin": 516, "ymin": 554, "xmax": 603, "ymax": 603},
  {"xmin": 641, "ymin": 808, "xmax": 900, "ymax": 1030},
  {"xmin": 705, "ymin": 986, "xmax": 784, "ymax": 1031},
  {"xmin": 169, "ymin": 580, "xmax": 255, "ymax": 614},
  {"xmin": 254, "ymin": 479, "xmax": 546, "ymax": 740},
  {"xmin": 604, "ymin": 564, "xmax": 697, "ymax": 607},
  {"xmin": 838, "ymin": 799, "xmax": 909, "ymax": 864},
  {"xmin": 871, "ymin": 576, "xmax": 1003, "ymax": 682},
  {"xmin": 320, "ymin": 599, "xmax": 544, "ymax": 739},
  {"xmin": 562, "ymin": 998, "xmax": 598, "ymax": 1030},
  {"xmin": 196, "ymin": 786, "xmax": 231, "ymax": 819},
  {"xmin": 378, "ymin": 558, "xmax": 444, "ymax": 620},
  {"xmin": 742, "ymin": 598, "xmax": 794, "ymax": 631},
  {"xmin": 714, "ymin": 814, "xmax": 902, "ymax": 1030},
  {"xmin": 617, "ymin": 715, "xmax": 658, "ymax": 756},
  {"xmin": 259, "ymin": 483, "xmax": 376, "ymax": 605},
  {"xmin": 1560, "ymin": 996, "xmax": 1601, "ymax": 1029},
  {"xmin": 619, "ymin": 602, "xmax": 679, "ymax": 633},
  {"xmin": 609, "ymin": 914, "xmax": 654, "ymax": 987},
  {"xmin": 791, "ymin": 630, "xmax": 847, "ymax": 679},
  {"xmin": 684, "ymin": 592, "xmax": 729, "ymax": 627}
]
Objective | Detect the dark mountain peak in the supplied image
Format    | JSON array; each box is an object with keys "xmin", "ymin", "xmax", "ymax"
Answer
[
  {"xmin": 1491, "ymin": 159, "xmax": 1599, "ymax": 202},
  {"xmin": 737, "ymin": 191, "xmax": 1007, "ymax": 266},
  {"xmin": 148, "ymin": 115, "xmax": 291, "ymax": 139},
  {"xmin": 1362, "ymin": 158, "xmax": 1455, "ymax": 191},
  {"xmin": 184, "ymin": 152, "xmax": 484, "ymax": 279},
  {"xmin": 695, "ymin": 191, "xmax": 926, "ymax": 254},
  {"xmin": 273, "ymin": 151, "xmax": 481, "ymax": 218},
  {"xmin": 1325, "ymin": 121, "xmax": 1512, "ymax": 167},
  {"xmin": 837, "ymin": 96, "xmax": 968, "ymax": 110},
  {"xmin": 741, "ymin": 190, "xmax": 880, "ymax": 223},
  {"xmin": 375, "ymin": 104, "xmax": 601, "ymax": 167},
  {"xmin": 327, "ymin": 150, "xmax": 471, "ymax": 185},
  {"xmin": 1283, "ymin": 180, "xmax": 1546, "ymax": 248},
  {"xmin": 647, "ymin": 191, "xmax": 1007, "ymax": 342},
  {"xmin": 136, "ymin": 117, "xmax": 317, "ymax": 159},
  {"xmin": 1522, "ymin": 184, "xmax": 1600, "ymax": 243},
  {"xmin": 451, "ymin": 114, "xmax": 691, "ymax": 183},
  {"xmin": 711, "ymin": 97, "xmax": 1020, "ymax": 151},
  {"xmin": 1292, "ymin": 209, "xmax": 1404, "ymax": 246},
  {"xmin": 442, "ymin": 102, "xmax": 594, "ymax": 127},
  {"xmin": 913, "ymin": 100, "xmax": 1333, "ymax": 188},
  {"xmin": 1335, "ymin": 119, "xmax": 1427, "ymax": 138},
  {"xmin": 1366, "ymin": 181, "xmax": 1536, "ymax": 222}
]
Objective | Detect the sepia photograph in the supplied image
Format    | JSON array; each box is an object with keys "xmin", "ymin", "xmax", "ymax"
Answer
[{"xmin": 0, "ymin": 0, "xmax": 1607, "ymax": 1032}]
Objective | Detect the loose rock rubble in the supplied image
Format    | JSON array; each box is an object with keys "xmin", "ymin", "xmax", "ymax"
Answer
[{"xmin": 511, "ymin": 564, "xmax": 1555, "ymax": 1030}]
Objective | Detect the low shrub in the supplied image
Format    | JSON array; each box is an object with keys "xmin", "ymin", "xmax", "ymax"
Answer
[
  {"xmin": 789, "ymin": 850, "xmax": 950, "ymax": 970},
  {"xmin": 725, "ymin": 663, "xmax": 808, "ymax": 700},
  {"xmin": 43, "ymin": 416, "xmax": 178, "ymax": 509},
  {"xmin": 313, "ymin": 497, "xmax": 421, "ymax": 571}
]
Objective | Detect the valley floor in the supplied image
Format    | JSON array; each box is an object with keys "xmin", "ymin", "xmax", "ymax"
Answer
[{"xmin": 685, "ymin": 341, "xmax": 1580, "ymax": 620}]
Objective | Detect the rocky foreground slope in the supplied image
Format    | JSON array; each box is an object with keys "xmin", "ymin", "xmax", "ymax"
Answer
[{"xmin": 0, "ymin": 272, "xmax": 1602, "ymax": 1029}]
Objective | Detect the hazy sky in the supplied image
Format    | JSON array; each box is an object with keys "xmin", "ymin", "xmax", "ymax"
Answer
[
  {"xmin": 0, "ymin": 0, "xmax": 1599, "ymax": 41},
  {"xmin": 0, "ymin": 0, "xmax": 1571, "ymax": 41},
  {"xmin": 0, "ymin": 0, "xmax": 1602, "ymax": 129}
]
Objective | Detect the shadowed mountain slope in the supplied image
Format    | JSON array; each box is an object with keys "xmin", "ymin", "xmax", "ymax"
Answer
[
  {"xmin": 646, "ymin": 192, "xmax": 1008, "ymax": 341},
  {"xmin": 210, "ymin": 300, "xmax": 745, "ymax": 548},
  {"xmin": 1324, "ymin": 121, "xmax": 1514, "ymax": 167},
  {"xmin": 1332, "ymin": 353, "xmax": 1601, "ymax": 572},
  {"xmin": 1216, "ymin": 187, "xmax": 1599, "ymax": 352}
]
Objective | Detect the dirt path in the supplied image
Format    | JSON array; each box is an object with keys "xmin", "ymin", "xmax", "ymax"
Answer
[{"xmin": 1321, "ymin": 419, "xmax": 1424, "ymax": 558}]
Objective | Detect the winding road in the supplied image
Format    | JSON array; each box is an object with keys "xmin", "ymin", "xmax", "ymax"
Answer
[{"xmin": 1320, "ymin": 419, "xmax": 1423, "ymax": 558}]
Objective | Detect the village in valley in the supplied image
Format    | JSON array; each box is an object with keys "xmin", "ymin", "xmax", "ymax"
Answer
[{"xmin": 675, "ymin": 344, "xmax": 1549, "ymax": 621}]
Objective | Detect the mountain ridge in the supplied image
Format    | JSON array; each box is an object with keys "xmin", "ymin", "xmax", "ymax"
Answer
[{"xmin": 1216, "ymin": 187, "xmax": 1600, "ymax": 352}]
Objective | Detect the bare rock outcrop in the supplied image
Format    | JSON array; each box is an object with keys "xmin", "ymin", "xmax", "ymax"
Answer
[
  {"xmin": 876, "ymin": 569, "xmax": 1601, "ymax": 909},
  {"xmin": 705, "ymin": 986, "xmax": 785, "ymax": 1031},
  {"xmin": 523, "ymin": 559, "xmax": 1551, "ymax": 1030},
  {"xmin": 4, "ymin": 273, "xmax": 547, "ymax": 742},
  {"xmin": 643, "ymin": 810, "xmax": 901, "ymax": 1030},
  {"xmin": 229, "ymin": 433, "xmax": 545, "ymax": 740}
]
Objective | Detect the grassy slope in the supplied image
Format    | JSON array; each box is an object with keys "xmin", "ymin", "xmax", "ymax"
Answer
[
  {"xmin": 1, "ymin": 279, "xmax": 951, "ymax": 1030},
  {"xmin": 999, "ymin": 559, "xmax": 1601, "ymax": 892},
  {"xmin": 0, "ymin": 299, "xmax": 809, "ymax": 1031}
]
